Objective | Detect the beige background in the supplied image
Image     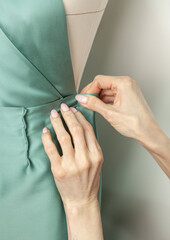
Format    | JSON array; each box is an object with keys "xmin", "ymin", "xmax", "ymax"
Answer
[{"xmin": 79, "ymin": 0, "xmax": 170, "ymax": 239}]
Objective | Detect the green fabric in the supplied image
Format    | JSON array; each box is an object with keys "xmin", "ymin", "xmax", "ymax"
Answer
[{"xmin": 0, "ymin": 1, "xmax": 102, "ymax": 239}]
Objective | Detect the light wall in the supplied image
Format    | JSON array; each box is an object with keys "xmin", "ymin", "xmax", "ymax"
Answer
[{"xmin": 79, "ymin": 0, "xmax": 170, "ymax": 239}]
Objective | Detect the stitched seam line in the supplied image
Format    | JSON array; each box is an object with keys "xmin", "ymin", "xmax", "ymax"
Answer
[
  {"xmin": 21, "ymin": 107, "xmax": 31, "ymax": 166},
  {"xmin": 66, "ymin": 7, "xmax": 106, "ymax": 16}
]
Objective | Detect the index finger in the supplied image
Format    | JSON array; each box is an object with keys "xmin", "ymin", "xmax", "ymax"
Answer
[
  {"xmin": 80, "ymin": 75, "xmax": 119, "ymax": 94},
  {"xmin": 60, "ymin": 103, "xmax": 87, "ymax": 154}
]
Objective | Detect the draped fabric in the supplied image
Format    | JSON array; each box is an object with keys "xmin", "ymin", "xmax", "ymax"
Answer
[{"xmin": 0, "ymin": 1, "xmax": 102, "ymax": 239}]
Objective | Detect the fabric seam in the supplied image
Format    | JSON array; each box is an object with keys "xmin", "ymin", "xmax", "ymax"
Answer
[{"xmin": 21, "ymin": 107, "xmax": 31, "ymax": 166}]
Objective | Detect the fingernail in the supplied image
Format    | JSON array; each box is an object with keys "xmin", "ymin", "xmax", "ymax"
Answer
[
  {"xmin": 70, "ymin": 107, "xmax": 78, "ymax": 113},
  {"xmin": 75, "ymin": 94, "xmax": 88, "ymax": 104},
  {"xmin": 51, "ymin": 109, "xmax": 59, "ymax": 118},
  {"xmin": 43, "ymin": 127, "xmax": 48, "ymax": 133},
  {"xmin": 60, "ymin": 103, "xmax": 69, "ymax": 112}
]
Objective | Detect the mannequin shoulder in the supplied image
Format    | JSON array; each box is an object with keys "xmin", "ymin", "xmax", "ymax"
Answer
[{"xmin": 62, "ymin": 0, "xmax": 109, "ymax": 15}]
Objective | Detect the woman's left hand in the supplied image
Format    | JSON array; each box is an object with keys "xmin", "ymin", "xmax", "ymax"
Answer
[
  {"xmin": 41, "ymin": 103, "xmax": 103, "ymax": 209},
  {"xmin": 41, "ymin": 104, "xmax": 104, "ymax": 240}
]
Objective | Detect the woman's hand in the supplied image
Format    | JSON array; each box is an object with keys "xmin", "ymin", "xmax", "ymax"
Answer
[
  {"xmin": 41, "ymin": 103, "xmax": 104, "ymax": 240},
  {"xmin": 75, "ymin": 75, "xmax": 170, "ymax": 178},
  {"xmin": 76, "ymin": 75, "xmax": 157, "ymax": 140}
]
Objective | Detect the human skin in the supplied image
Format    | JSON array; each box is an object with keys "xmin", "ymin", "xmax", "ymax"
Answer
[
  {"xmin": 41, "ymin": 103, "xmax": 104, "ymax": 240},
  {"xmin": 41, "ymin": 74, "xmax": 169, "ymax": 239},
  {"xmin": 76, "ymin": 75, "xmax": 170, "ymax": 179}
]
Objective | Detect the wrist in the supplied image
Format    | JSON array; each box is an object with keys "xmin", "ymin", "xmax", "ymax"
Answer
[
  {"xmin": 64, "ymin": 198, "xmax": 103, "ymax": 240},
  {"xmin": 137, "ymin": 120, "xmax": 170, "ymax": 156},
  {"xmin": 64, "ymin": 198, "xmax": 99, "ymax": 219}
]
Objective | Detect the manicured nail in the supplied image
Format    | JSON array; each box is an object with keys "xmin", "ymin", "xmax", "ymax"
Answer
[
  {"xmin": 51, "ymin": 109, "xmax": 59, "ymax": 118},
  {"xmin": 75, "ymin": 94, "xmax": 88, "ymax": 104},
  {"xmin": 43, "ymin": 127, "xmax": 48, "ymax": 133},
  {"xmin": 60, "ymin": 103, "xmax": 69, "ymax": 112},
  {"xmin": 70, "ymin": 107, "xmax": 78, "ymax": 113}
]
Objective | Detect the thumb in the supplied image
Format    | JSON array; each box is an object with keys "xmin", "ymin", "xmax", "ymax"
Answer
[{"xmin": 75, "ymin": 94, "xmax": 112, "ymax": 118}]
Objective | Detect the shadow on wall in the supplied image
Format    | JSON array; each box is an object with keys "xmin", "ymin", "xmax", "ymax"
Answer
[
  {"xmin": 96, "ymin": 115, "xmax": 159, "ymax": 240},
  {"xmin": 101, "ymin": 188, "xmax": 165, "ymax": 240}
]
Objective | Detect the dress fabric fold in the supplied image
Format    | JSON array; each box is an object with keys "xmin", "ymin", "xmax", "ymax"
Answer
[{"xmin": 0, "ymin": 1, "xmax": 102, "ymax": 239}]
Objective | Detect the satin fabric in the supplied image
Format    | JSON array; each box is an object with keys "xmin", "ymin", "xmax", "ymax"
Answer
[{"xmin": 0, "ymin": 1, "xmax": 102, "ymax": 239}]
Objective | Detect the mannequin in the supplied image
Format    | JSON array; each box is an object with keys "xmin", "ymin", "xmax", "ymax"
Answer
[{"xmin": 62, "ymin": 0, "xmax": 109, "ymax": 92}]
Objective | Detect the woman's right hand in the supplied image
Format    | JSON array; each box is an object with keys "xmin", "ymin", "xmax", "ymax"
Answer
[
  {"xmin": 75, "ymin": 75, "xmax": 170, "ymax": 178},
  {"xmin": 76, "ymin": 75, "xmax": 157, "ymax": 141}
]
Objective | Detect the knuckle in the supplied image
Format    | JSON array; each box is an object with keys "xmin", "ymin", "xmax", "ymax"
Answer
[
  {"xmin": 96, "ymin": 142, "xmax": 103, "ymax": 153},
  {"xmin": 81, "ymin": 161, "xmax": 91, "ymax": 171},
  {"xmin": 121, "ymin": 75, "xmax": 131, "ymax": 81},
  {"xmin": 55, "ymin": 169, "xmax": 66, "ymax": 180},
  {"xmin": 94, "ymin": 152, "xmax": 104, "ymax": 164},
  {"xmin": 84, "ymin": 121, "xmax": 93, "ymax": 131},
  {"xmin": 72, "ymin": 124, "xmax": 83, "ymax": 135},
  {"xmin": 60, "ymin": 134, "xmax": 71, "ymax": 144},
  {"xmin": 45, "ymin": 144, "xmax": 55, "ymax": 156},
  {"xmin": 94, "ymin": 74, "xmax": 102, "ymax": 82},
  {"xmin": 123, "ymin": 76, "xmax": 134, "ymax": 87},
  {"xmin": 69, "ymin": 165, "xmax": 78, "ymax": 176}
]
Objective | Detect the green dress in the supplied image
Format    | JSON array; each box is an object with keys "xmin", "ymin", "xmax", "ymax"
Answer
[{"xmin": 0, "ymin": 0, "xmax": 102, "ymax": 239}]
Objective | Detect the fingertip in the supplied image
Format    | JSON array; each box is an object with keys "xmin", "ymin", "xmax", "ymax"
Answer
[
  {"xmin": 70, "ymin": 107, "xmax": 78, "ymax": 113},
  {"xmin": 75, "ymin": 94, "xmax": 88, "ymax": 104},
  {"xmin": 42, "ymin": 127, "xmax": 48, "ymax": 134},
  {"xmin": 41, "ymin": 127, "xmax": 50, "ymax": 143},
  {"xmin": 42, "ymin": 127, "xmax": 51, "ymax": 137},
  {"xmin": 60, "ymin": 103, "xmax": 70, "ymax": 112},
  {"xmin": 51, "ymin": 109, "xmax": 59, "ymax": 119}
]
